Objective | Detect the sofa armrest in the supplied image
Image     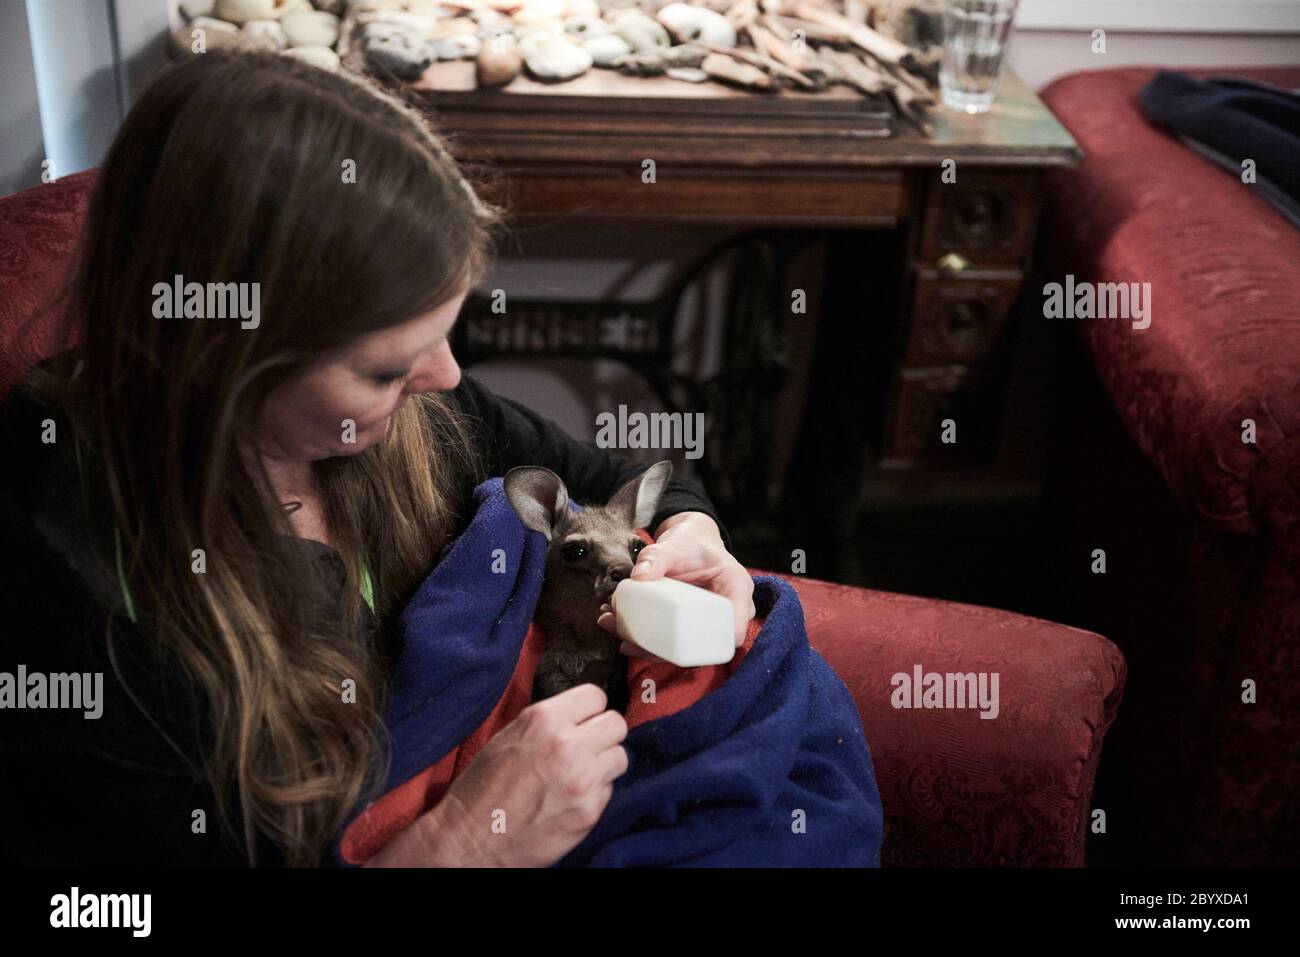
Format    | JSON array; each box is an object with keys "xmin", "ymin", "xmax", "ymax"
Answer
[
  {"xmin": 747, "ymin": 569, "xmax": 1126, "ymax": 866},
  {"xmin": 1039, "ymin": 67, "xmax": 1300, "ymax": 543},
  {"xmin": 0, "ymin": 170, "xmax": 97, "ymax": 399}
]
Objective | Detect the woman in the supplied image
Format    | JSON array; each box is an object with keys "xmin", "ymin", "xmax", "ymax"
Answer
[{"xmin": 0, "ymin": 51, "xmax": 754, "ymax": 868}]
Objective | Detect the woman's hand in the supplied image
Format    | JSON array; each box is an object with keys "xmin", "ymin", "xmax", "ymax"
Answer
[
  {"xmin": 366, "ymin": 684, "xmax": 628, "ymax": 867},
  {"xmin": 596, "ymin": 511, "xmax": 756, "ymax": 660}
]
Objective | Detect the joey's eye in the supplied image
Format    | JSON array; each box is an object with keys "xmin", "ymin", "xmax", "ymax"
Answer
[
  {"xmin": 561, "ymin": 542, "xmax": 587, "ymax": 563},
  {"xmin": 630, "ymin": 540, "xmax": 645, "ymax": 560},
  {"xmin": 371, "ymin": 371, "xmax": 409, "ymax": 387}
]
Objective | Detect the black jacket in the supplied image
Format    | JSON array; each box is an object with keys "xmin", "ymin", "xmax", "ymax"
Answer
[{"xmin": 0, "ymin": 365, "xmax": 728, "ymax": 866}]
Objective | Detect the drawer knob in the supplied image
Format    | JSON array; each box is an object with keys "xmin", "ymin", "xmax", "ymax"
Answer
[{"xmin": 936, "ymin": 252, "xmax": 970, "ymax": 276}]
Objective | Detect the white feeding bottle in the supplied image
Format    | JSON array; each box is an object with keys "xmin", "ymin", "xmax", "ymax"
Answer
[{"xmin": 612, "ymin": 577, "xmax": 736, "ymax": 667}]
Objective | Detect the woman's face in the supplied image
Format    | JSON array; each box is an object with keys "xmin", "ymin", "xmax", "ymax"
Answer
[{"xmin": 251, "ymin": 288, "xmax": 470, "ymax": 463}]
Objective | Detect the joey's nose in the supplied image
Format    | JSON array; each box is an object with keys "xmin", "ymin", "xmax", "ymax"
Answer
[{"xmin": 597, "ymin": 564, "xmax": 633, "ymax": 601}]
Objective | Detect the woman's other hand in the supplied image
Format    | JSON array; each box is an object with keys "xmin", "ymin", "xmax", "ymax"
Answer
[{"xmin": 366, "ymin": 684, "xmax": 627, "ymax": 867}]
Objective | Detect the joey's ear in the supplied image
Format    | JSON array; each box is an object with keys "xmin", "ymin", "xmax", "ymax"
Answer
[
  {"xmin": 503, "ymin": 467, "xmax": 569, "ymax": 542},
  {"xmin": 606, "ymin": 460, "xmax": 673, "ymax": 531}
]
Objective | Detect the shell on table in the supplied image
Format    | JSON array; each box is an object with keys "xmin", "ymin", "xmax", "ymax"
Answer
[
  {"xmin": 430, "ymin": 16, "xmax": 478, "ymax": 38},
  {"xmin": 611, "ymin": 41, "xmax": 705, "ymax": 75},
  {"xmin": 360, "ymin": 18, "xmax": 436, "ymax": 78},
  {"xmin": 470, "ymin": 9, "xmax": 513, "ymax": 32},
  {"xmin": 582, "ymin": 33, "xmax": 631, "ymax": 66},
  {"xmin": 666, "ymin": 65, "xmax": 707, "ymax": 82},
  {"xmin": 434, "ymin": 33, "xmax": 481, "ymax": 60},
  {"xmin": 513, "ymin": 18, "xmax": 567, "ymax": 41},
  {"xmin": 347, "ymin": 0, "xmax": 451, "ymax": 17},
  {"xmin": 213, "ymin": 0, "xmax": 312, "ymax": 22},
  {"xmin": 281, "ymin": 44, "xmax": 342, "ymax": 70},
  {"xmin": 512, "ymin": 0, "xmax": 567, "ymax": 25},
  {"xmin": 241, "ymin": 18, "xmax": 289, "ymax": 49},
  {"xmin": 654, "ymin": 2, "xmax": 736, "ymax": 48},
  {"xmin": 563, "ymin": 15, "xmax": 609, "ymax": 39},
  {"xmin": 279, "ymin": 9, "xmax": 340, "ymax": 47},
  {"xmin": 476, "ymin": 31, "xmax": 523, "ymax": 86},
  {"xmin": 179, "ymin": 0, "xmax": 217, "ymax": 18},
  {"xmin": 518, "ymin": 30, "xmax": 593, "ymax": 81},
  {"xmin": 352, "ymin": 9, "xmax": 442, "ymax": 38},
  {"xmin": 189, "ymin": 14, "xmax": 239, "ymax": 35},
  {"xmin": 700, "ymin": 50, "xmax": 772, "ymax": 89},
  {"xmin": 212, "ymin": 0, "xmax": 277, "ymax": 23},
  {"xmin": 609, "ymin": 9, "xmax": 670, "ymax": 53}
]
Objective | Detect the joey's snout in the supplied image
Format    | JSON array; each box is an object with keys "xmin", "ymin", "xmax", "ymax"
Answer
[{"xmin": 595, "ymin": 563, "xmax": 634, "ymax": 602}]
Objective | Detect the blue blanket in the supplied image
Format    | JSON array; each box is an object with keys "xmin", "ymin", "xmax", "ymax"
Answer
[{"xmin": 333, "ymin": 477, "xmax": 883, "ymax": 867}]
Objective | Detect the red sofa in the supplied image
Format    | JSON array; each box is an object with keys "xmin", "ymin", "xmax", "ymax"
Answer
[
  {"xmin": 1040, "ymin": 66, "xmax": 1300, "ymax": 865},
  {"xmin": 0, "ymin": 170, "xmax": 1126, "ymax": 866}
]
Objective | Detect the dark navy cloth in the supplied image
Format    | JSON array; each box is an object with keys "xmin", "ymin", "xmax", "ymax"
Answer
[{"xmin": 1140, "ymin": 70, "xmax": 1300, "ymax": 224}]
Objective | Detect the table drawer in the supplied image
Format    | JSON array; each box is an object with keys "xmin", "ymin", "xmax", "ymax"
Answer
[
  {"xmin": 917, "ymin": 170, "xmax": 1040, "ymax": 265},
  {"xmin": 882, "ymin": 366, "xmax": 1004, "ymax": 467},
  {"xmin": 904, "ymin": 267, "xmax": 1023, "ymax": 366},
  {"xmin": 485, "ymin": 169, "xmax": 906, "ymax": 226}
]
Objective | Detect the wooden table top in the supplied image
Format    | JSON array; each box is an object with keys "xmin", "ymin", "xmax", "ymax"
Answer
[{"xmin": 408, "ymin": 61, "xmax": 1081, "ymax": 171}]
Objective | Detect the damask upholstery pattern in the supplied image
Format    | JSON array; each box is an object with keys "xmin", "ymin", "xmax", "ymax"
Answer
[
  {"xmin": 1043, "ymin": 68, "xmax": 1300, "ymax": 540},
  {"xmin": 750, "ymin": 570, "xmax": 1125, "ymax": 867},
  {"xmin": 0, "ymin": 170, "xmax": 95, "ymax": 395},
  {"xmin": 1041, "ymin": 67, "xmax": 1300, "ymax": 864}
]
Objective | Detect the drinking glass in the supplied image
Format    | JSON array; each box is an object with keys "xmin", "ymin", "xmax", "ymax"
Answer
[{"xmin": 939, "ymin": 0, "xmax": 1020, "ymax": 114}]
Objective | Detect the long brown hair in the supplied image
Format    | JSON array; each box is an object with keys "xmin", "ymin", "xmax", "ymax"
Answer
[{"xmin": 15, "ymin": 51, "xmax": 506, "ymax": 865}]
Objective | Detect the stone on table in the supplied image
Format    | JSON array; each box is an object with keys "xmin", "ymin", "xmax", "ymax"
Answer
[
  {"xmin": 281, "ymin": 44, "xmax": 342, "ymax": 69},
  {"xmin": 361, "ymin": 20, "xmax": 435, "ymax": 78},
  {"xmin": 280, "ymin": 9, "xmax": 340, "ymax": 47},
  {"xmin": 655, "ymin": 3, "xmax": 736, "ymax": 48},
  {"xmin": 610, "ymin": 9, "xmax": 670, "ymax": 53},
  {"xmin": 583, "ymin": 33, "xmax": 631, "ymax": 67},
  {"xmin": 519, "ymin": 30, "xmax": 593, "ymax": 81},
  {"xmin": 242, "ymin": 18, "xmax": 289, "ymax": 49}
]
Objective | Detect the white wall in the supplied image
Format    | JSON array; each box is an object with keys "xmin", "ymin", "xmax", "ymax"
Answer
[
  {"xmin": 1011, "ymin": 31, "xmax": 1300, "ymax": 90},
  {"xmin": 0, "ymin": 0, "xmax": 170, "ymax": 196},
  {"xmin": 0, "ymin": 0, "xmax": 44, "ymax": 196},
  {"xmin": 24, "ymin": 0, "xmax": 122, "ymax": 184},
  {"xmin": 1009, "ymin": 0, "xmax": 1300, "ymax": 89},
  {"xmin": 1016, "ymin": 0, "xmax": 1300, "ymax": 33}
]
